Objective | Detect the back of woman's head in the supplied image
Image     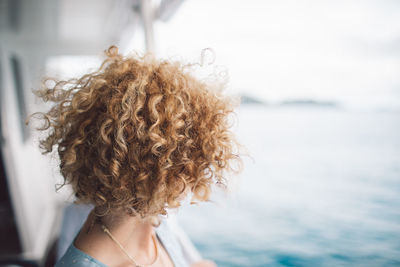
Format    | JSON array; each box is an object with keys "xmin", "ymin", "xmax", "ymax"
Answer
[{"xmin": 31, "ymin": 46, "xmax": 243, "ymax": 220}]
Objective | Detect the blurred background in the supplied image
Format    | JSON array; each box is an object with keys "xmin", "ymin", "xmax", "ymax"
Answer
[{"xmin": 0, "ymin": 0, "xmax": 399, "ymax": 266}]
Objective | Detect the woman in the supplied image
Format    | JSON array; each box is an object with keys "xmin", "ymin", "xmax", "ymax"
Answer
[{"xmin": 31, "ymin": 46, "xmax": 243, "ymax": 267}]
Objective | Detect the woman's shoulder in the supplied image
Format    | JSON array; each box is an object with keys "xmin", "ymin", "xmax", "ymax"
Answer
[
  {"xmin": 55, "ymin": 216, "xmax": 193, "ymax": 267},
  {"xmin": 55, "ymin": 242, "xmax": 108, "ymax": 267},
  {"xmin": 156, "ymin": 216, "xmax": 196, "ymax": 267}
]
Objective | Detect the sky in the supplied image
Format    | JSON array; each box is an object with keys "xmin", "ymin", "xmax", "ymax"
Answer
[{"xmin": 153, "ymin": 0, "xmax": 400, "ymax": 109}]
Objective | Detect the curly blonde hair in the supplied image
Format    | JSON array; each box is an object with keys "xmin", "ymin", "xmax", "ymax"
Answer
[{"xmin": 31, "ymin": 46, "xmax": 243, "ymax": 219}]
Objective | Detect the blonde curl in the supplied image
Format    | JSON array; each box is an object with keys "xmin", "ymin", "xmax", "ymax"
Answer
[{"xmin": 29, "ymin": 46, "xmax": 244, "ymax": 220}]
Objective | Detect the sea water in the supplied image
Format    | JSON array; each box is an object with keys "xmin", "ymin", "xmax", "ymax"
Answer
[{"xmin": 177, "ymin": 106, "xmax": 400, "ymax": 267}]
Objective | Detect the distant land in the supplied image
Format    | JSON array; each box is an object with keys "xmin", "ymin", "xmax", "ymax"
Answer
[
  {"xmin": 238, "ymin": 94, "xmax": 340, "ymax": 108},
  {"xmin": 239, "ymin": 94, "xmax": 266, "ymax": 105},
  {"xmin": 279, "ymin": 99, "xmax": 340, "ymax": 107}
]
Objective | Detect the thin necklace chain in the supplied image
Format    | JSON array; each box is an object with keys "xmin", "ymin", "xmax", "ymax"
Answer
[{"xmin": 101, "ymin": 224, "xmax": 159, "ymax": 267}]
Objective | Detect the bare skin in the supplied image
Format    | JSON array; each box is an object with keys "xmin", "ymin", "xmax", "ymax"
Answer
[{"xmin": 74, "ymin": 209, "xmax": 216, "ymax": 267}]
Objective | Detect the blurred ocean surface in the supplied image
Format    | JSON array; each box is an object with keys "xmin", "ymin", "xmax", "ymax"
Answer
[{"xmin": 176, "ymin": 106, "xmax": 400, "ymax": 267}]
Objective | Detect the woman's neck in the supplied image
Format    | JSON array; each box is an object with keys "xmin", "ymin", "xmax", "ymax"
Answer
[{"xmin": 75, "ymin": 209, "xmax": 158, "ymax": 266}]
